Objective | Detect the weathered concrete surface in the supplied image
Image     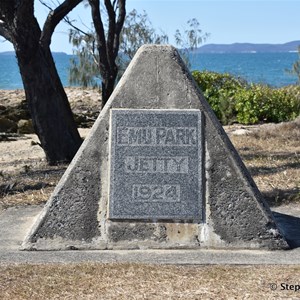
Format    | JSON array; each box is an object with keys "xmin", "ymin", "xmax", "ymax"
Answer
[
  {"xmin": 1, "ymin": 205, "xmax": 299, "ymax": 264},
  {"xmin": 22, "ymin": 45, "xmax": 288, "ymax": 250}
]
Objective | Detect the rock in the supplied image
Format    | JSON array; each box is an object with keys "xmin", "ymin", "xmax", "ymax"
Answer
[
  {"xmin": 0, "ymin": 117, "xmax": 18, "ymax": 133},
  {"xmin": 18, "ymin": 119, "xmax": 34, "ymax": 134},
  {"xmin": 231, "ymin": 128, "xmax": 252, "ymax": 136},
  {"xmin": 7, "ymin": 106, "xmax": 30, "ymax": 121},
  {"xmin": 74, "ymin": 112, "xmax": 97, "ymax": 128}
]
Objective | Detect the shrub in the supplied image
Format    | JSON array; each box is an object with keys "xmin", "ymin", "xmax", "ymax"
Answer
[
  {"xmin": 235, "ymin": 85, "xmax": 300, "ymax": 124},
  {"xmin": 192, "ymin": 70, "xmax": 247, "ymax": 124},
  {"xmin": 192, "ymin": 70, "xmax": 300, "ymax": 125}
]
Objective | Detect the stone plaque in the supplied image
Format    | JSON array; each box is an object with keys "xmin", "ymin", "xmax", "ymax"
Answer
[{"xmin": 108, "ymin": 109, "xmax": 203, "ymax": 221}]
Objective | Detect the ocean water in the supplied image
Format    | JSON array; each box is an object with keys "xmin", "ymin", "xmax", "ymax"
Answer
[
  {"xmin": 190, "ymin": 52, "xmax": 299, "ymax": 87},
  {"xmin": 0, "ymin": 51, "xmax": 298, "ymax": 90}
]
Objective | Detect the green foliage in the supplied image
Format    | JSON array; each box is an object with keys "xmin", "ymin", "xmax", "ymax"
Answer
[
  {"xmin": 192, "ymin": 71, "xmax": 246, "ymax": 124},
  {"xmin": 68, "ymin": 9, "xmax": 168, "ymax": 88},
  {"xmin": 120, "ymin": 9, "xmax": 168, "ymax": 61},
  {"xmin": 69, "ymin": 8, "xmax": 208, "ymax": 89},
  {"xmin": 235, "ymin": 85, "xmax": 300, "ymax": 124},
  {"xmin": 175, "ymin": 18, "xmax": 209, "ymax": 50},
  {"xmin": 69, "ymin": 29, "xmax": 100, "ymax": 88},
  {"xmin": 175, "ymin": 18, "xmax": 209, "ymax": 68},
  {"xmin": 192, "ymin": 70, "xmax": 300, "ymax": 125}
]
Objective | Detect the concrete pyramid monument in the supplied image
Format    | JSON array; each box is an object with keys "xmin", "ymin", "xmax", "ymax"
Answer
[{"xmin": 23, "ymin": 45, "xmax": 288, "ymax": 250}]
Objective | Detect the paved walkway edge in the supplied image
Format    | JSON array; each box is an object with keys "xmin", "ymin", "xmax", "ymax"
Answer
[{"xmin": 1, "ymin": 249, "xmax": 300, "ymax": 265}]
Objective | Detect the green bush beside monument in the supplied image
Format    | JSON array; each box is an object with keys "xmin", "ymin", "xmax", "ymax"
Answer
[{"xmin": 192, "ymin": 70, "xmax": 300, "ymax": 125}]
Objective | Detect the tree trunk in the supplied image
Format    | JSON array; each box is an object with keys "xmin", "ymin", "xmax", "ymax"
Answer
[
  {"xmin": 89, "ymin": 0, "xmax": 126, "ymax": 108},
  {"xmin": 101, "ymin": 69, "xmax": 118, "ymax": 107},
  {"xmin": 14, "ymin": 15, "xmax": 82, "ymax": 164}
]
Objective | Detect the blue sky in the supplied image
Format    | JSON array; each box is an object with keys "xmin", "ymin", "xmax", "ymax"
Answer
[{"xmin": 0, "ymin": 0, "xmax": 299, "ymax": 54}]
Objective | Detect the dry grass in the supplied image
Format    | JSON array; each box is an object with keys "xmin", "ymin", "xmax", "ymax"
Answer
[
  {"xmin": 0, "ymin": 164, "xmax": 66, "ymax": 208},
  {"xmin": 228, "ymin": 119, "xmax": 300, "ymax": 206},
  {"xmin": 0, "ymin": 263, "xmax": 300, "ymax": 299}
]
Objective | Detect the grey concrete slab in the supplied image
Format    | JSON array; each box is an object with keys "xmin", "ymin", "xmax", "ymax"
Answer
[
  {"xmin": 1, "ymin": 248, "xmax": 300, "ymax": 265},
  {"xmin": 0, "ymin": 205, "xmax": 42, "ymax": 250},
  {"xmin": 0, "ymin": 205, "xmax": 300, "ymax": 265}
]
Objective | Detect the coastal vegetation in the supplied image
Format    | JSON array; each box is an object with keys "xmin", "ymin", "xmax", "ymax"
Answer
[
  {"xmin": 68, "ymin": 6, "xmax": 300, "ymax": 127},
  {"xmin": 192, "ymin": 70, "xmax": 300, "ymax": 125},
  {"xmin": 69, "ymin": 10, "xmax": 207, "ymax": 88},
  {"xmin": 69, "ymin": 9, "xmax": 169, "ymax": 90}
]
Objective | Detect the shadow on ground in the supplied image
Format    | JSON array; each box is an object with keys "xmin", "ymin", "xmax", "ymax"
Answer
[{"xmin": 273, "ymin": 211, "xmax": 300, "ymax": 249}]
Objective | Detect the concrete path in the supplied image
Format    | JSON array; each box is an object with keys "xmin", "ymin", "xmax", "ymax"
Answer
[
  {"xmin": 0, "ymin": 205, "xmax": 300, "ymax": 265},
  {"xmin": 0, "ymin": 205, "xmax": 41, "ymax": 251}
]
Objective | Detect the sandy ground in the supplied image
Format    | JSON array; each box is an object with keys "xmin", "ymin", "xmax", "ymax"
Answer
[{"xmin": 0, "ymin": 129, "xmax": 90, "ymax": 174}]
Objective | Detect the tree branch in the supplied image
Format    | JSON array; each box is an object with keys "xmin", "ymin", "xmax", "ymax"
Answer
[
  {"xmin": 40, "ymin": 0, "xmax": 83, "ymax": 47},
  {"xmin": 115, "ymin": 0, "xmax": 126, "ymax": 34},
  {"xmin": 0, "ymin": 25, "xmax": 12, "ymax": 42},
  {"xmin": 104, "ymin": 0, "xmax": 116, "ymax": 69},
  {"xmin": 89, "ymin": 0, "xmax": 110, "ymax": 77},
  {"xmin": 64, "ymin": 15, "xmax": 91, "ymax": 37},
  {"xmin": 113, "ymin": 0, "xmax": 125, "ymax": 59},
  {"xmin": 39, "ymin": 1, "xmax": 91, "ymax": 39},
  {"xmin": 39, "ymin": 0, "xmax": 53, "ymax": 11},
  {"xmin": 0, "ymin": 3, "xmax": 14, "ymax": 42}
]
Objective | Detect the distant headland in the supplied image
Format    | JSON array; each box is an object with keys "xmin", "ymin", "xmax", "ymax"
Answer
[{"xmin": 195, "ymin": 40, "xmax": 300, "ymax": 53}]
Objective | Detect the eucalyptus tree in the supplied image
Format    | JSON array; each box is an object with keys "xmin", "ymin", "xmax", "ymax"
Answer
[
  {"xmin": 0, "ymin": 0, "xmax": 83, "ymax": 164},
  {"xmin": 175, "ymin": 18, "xmax": 209, "ymax": 68},
  {"xmin": 88, "ymin": 0, "xmax": 126, "ymax": 106},
  {"xmin": 69, "ymin": 8, "xmax": 168, "ymax": 103}
]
